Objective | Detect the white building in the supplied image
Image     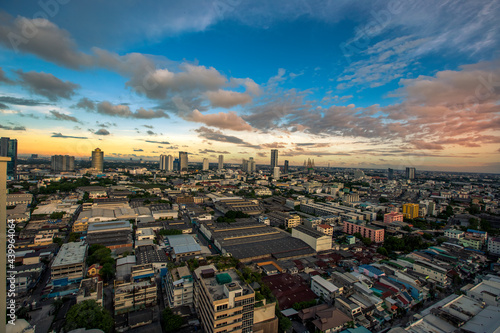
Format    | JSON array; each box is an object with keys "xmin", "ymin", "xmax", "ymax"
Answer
[
  {"xmin": 291, "ymin": 225, "xmax": 332, "ymax": 252},
  {"xmin": 310, "ymin": 275, "xmax": 340, "ymax": 302},
  {"xmin": 444, "ymin": 229, "xmax": 464, "ymax": 239},
  {"xmin": 202, "ymin": 158, "xmax": 209, "ymax": 171},
  {"xmin": 488, "ymin": 237, "xmax": 500, "ymax": 256},
  {"xmin": 164, "ymin": 266, "xmax": 194, "ymax": 308}
]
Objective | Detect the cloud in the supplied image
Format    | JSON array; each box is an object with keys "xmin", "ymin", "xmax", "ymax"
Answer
[
  {"xmin": 0, "ymin": 102, "xmax": 9, "ymax": 109},
  {"xmin": 187, "ymin": 109, "xmax": 253, "ymax": 131},
  {"xmin": 144, "ymin": 140, "xmax": 170, "ymax": 144},
  {"xmin": 133, "ymin": 149, "xmax": 144, "ymax": 152},
  {"xmin": 142, "ymin": 125, "xmax": 154, "ymax": 129},
  {"xmin": 94, "ymin": 129, "xmax": 110, "ymax": 135},
  {"xmin": 205, "ymin": 89, "xmax": 252, "ymax": 108},
  {"xmin": 47, "ymin": 110, "xmax": 79, "ymax": 123},
  {"xmin": 146, "ymin": 130, "xmax": 156, "ymax": 135},
  {"xmin": 16, "ymin": 70, "xmax": 80, "ymax": 101},
  {"xmin": 0, "ymin": 124, "xmax": 26, "ymax": 131},
  {"xmin": 194, "ymin": 126, "xmax": 260, "ymax": 148},
  {"xmin": 78, "ymin": 100, "xmax": 170, "ymax": 119},
  {"xmin": 0, "ymin": 67, "xmax": 13, "ymax": 84},
  {"xmin": 0, "ymin": 96, "xmax": 50, "ymax": 106},
  {"xmin": 261, "ymin": 142, "xmax": 288, "ymax": 149},
  {"xmin": 198, "ymin": 149, "xmax": 230, "ymax": 154},
  {"xmin": 51, "ymin": 132, "xmax": 87, "ymax": 139}
]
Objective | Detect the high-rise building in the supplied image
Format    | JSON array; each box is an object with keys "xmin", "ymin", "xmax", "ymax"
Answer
[
  {"xmin": 284, "ymin": 160, "xmax": 289, "ymax": 174},
  {"xmin": 273, "ymin": 166, "xmax": 280, "ymax": 179},
  {"xmin": 388, "ymin": 168, "xmax": 394, "ymax": 180},
  {"xmin": 202, "ymin": 158, "xmax": 209, "ymax": 171},
  {"xmin": 193, "ymin": 266, "xmax": 255, "ymax": 333},
  {"xmin": 179, "ymin": 152, "xmax": 188, "ymax": 172},
  {"xmin": 0, "ymin": 137, "xmax": 17, "ymax": 178},
  {"xmin": 403, "ymin": 203, "xmax": 419, "ymax": 219},
  {"xmin": 160, "ymin": 154, "xmax": 167, "ymax": 170},
  {"xmin": 248, "ymin": 157, "xmax": 255, "ymax": 174},
  {"xmin": 270, "ymin": 149, "xmax": 278, "ymax": 169},
  {"xmin": 406, "ymin": 167, "xmax": 416, "ymax": 180},
  {"xmin": 166, "ymin": 155, "xmax": 173, "ymax": 171},
  {"xmin": 91, "ymin": 148, "xmax": 104, "ymax": 172},
  {"xmin": 218, "ymin": 155, "xmax": 224, "ymax": 170},
  {"xmin": 173, "ymin": 158, "xmax": 180, "ymax": 171},
  {"xmin": 241, "ymin": 159, "xmax": 249, "ymax": 173},
  {"xmin": 51, "ymin": 155, "xmax": 75, "ymax": 172}
]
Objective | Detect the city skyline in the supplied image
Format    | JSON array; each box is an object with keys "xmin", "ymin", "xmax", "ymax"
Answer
[{"xmin": 0, "ymin": 1, "xmax": 499, "ymax": 173}]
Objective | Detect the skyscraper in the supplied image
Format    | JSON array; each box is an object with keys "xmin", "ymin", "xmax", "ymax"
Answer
[
  {"xmin": 179, "ymin": 152, "xmax": 188, "ymax": 172},
  {"xmin": 166, "ymin": 155, "xmax": 173, "ymax": 171},
  {"xmin": 273, "ymin": 166, "xmax": 280, "ymax": 179},
  {"xmin": 218, "ymin": 155, "xmax": 224, "ymax": 170},
  {"xmin": 406, "ymin": 167, "xmax": 416, "ymax": 180},
  {"xmin": 160, "ymin": 155, "xmax": 167, "ymax": 170},
  {"xmin": 51, "ymin": 155, "xmax": 75, "ymax": 172},
  {"xmin": 284, "ymin": 160, "xmax": 289, "ymax": 174},
  {"xmin": 249, "ymin": 157, "xmax": 256, "ymax": 174},
  {"xmin": 202, "ymin": 158, "xmax": 209, "ymax": 171},
  {"xmin": 270, "ymin": 149, "xmax": 278, "ymax": 169},
  {"xmin": 388, "ymin": 168, "xmax": 394, "ymax": 180},
  {"xmin": 91, "ymin": 148, "xmax": 104, "ymax": 172},
  {"xmin": 0, "ymin": 137, "xmax": 17, "ymax": 179}
]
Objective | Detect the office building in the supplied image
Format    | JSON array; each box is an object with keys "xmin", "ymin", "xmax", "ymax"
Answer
[
  {"xmin": 173, "ymin": 158, "xmax": 179, "ymax": 171},
  {"xmin": 284, "ymin": 160, "xmax": 289, "ymax": 174},
  {"xmin": 51, "ymin": 155, "xmax": 75, "ymax": 172},
  {"xmin": 203, "ymin": 158, "xmax": 209, "ymax": 171},
  {"xmin": 218, "ymin": 155, "xmax": 224, "ymax": 170},
  {"xmin": 402, "ymin": 203, "xmax": 419, "ymax": 219},
  {"xmin": 387, "ymin": 168, "xmax": 394, "ymax": 180},
  {"xmin": 273, "ymin": 166, "xmax": 280, "ymax": 179},
  {"xmin": 193, "ymin": 265, "xmax": 255, "ymax": 333},
  {"xmin": 270, "ymin": 149, "xmax": 278, "ymax": 169},
  {"xmin": 179, "ymin": 151, "xmax": 188, "ymax": 172},
  {"xmin": 91, "ymin": 148, "xmax": 104, "ymax": 172},
  {"xmin": 248, "ymin": 157, "xmax": 255, "ymax": 173},
  {"xmin": 405, "ymin": 167, "xmax": 416, "ymax": 180},
  {"xmin": 160, "ymin": 154, "xmax": 167, "ymax": 170},
  {"xmin": 51, "ymin": 241, "xmax": 88, "ymax": 284},
  {"xmin": 0, "ymin": 137, "xmax": 17, "ymax": 178}
]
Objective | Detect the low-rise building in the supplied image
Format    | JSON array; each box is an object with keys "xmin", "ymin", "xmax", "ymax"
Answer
[
  {"xmin": 51, "ymin": 241, "xmax": 88, "ymax": 285},
  {"xmin": 488, "ymin": 237, "xmax": 500, "ymax": 256},
  {"xmin": 76, "ymin": 278, "xmax": 103, "ymax": 306},
  {"xmin": 310, "ymin": 275, "xmax": 340, "ymax": 302},
  {"xmin": 444, "ymin": 229, "xmax": 465, "ymax": 239},
  {"xmin": 317, "ymin": 224, "xmax": 334, "ymax": 236},
  {"xmin": 114, "ymin": 264, "xmax": 157, "ymax": 315},
  {"xmin": 343, "ymin": 220, "xmax": 384, "ymax": 243},
  {"xmin": 383, "ymin": 212, "xmax": 403, "ymax": 224},
  {"xmin": 413, "ymin": 260, "xmax": 449, "ymax": 287}
]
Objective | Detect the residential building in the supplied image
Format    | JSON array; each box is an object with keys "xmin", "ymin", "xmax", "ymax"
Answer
[
  {"xmin": 179, "ymin": 151, "xmax": 188, "ymax": 172},
  {"xmin": 164, "ymin": 266, "xmax": 194, "ymax": 308},
  {"xmin": 51, "ymin": 241, "xmax": 88, "ymax": 285},
  {"xmin": 343, "ymin": 220, "xmax": 384, "ymax": 243},
  {"xmin": 77, "ymin": 278, "xmax": 103, "ymax": 306},
  {"xmin": 384, "ymin": 212, "xmax": 403, "ymax": 224},
  {"xmin": 0, "ymin": 137, "xmax": 17, "ymax": 178},
  {"xmin": 266, "ymin": 211, "xmax": 301, "ymax": 228},
  {"xmin": 91, "ymin": 148, "xmax": 104, "ymax": 172},
  {"xmin": 444, "ymin": 229, "xmax": 465, "ymax": 239},
  {"xmin": 114, "ymin": 264, "xmax": 157, "ymax": 315},
  {"xmin": 405, "ymin": 167, "xmax": 415, "ymax": 180},
  {"xmin": 413, "ymin": 260, "xmax": 449, "ymax": 286},
  {"xmin": 284, "ymin": 160, "xmax": 289, "ymax": 174},
  {"xmin": 291, "ymin": 225, "xmax": 332, "ymax": 252},
  {"xmin": 317, "ymin": 224, "xmax": 334, "ymax": 236},
  {"xmin": 270, "ymin": 149, "xmax": 278, "ymax": 169},
  {"xmin": 402, "ymin": 203, "xmax": 419, "ymax": 219},
  {"xmin": 51, "ymin": 155, "xmax": 75, "ymax": 172},
  {"xmin": 488, "ymin": 237, "xmax": 500, "ymax": 256},
  {"xmin": 310, "ymin": 275, "xmax": 340, "ymax": 302},
  {"xmin": 273, "ymin": 167, "xmax": 280, "ymax": 179},
  {"xmin": 193, "ymin": 265, "xmax": 255, "ymax": 333},
  {"xmin": 299, "ymin": 304, "xmax": 351, "ymax": 333},
  {"xmin": 203, "ymin": 158, "xmax": 209, "ymax": 171}
]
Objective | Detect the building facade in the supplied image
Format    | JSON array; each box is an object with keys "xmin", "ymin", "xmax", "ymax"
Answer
[
  {"xmin": 343, "ymin": 220, "xmax": 384, "ymax": 243},
  {"xmin": 164, "ymin": 266, "xmax": 194, "ymax": 308},
  {"xmin": 218, "ymin": 155, "xmax": 224, "ymax": 170},
  {"xmin": 51, "ymin": 155, "xmax": 75, "ymax": 172},
  {"xmin": 384, "ymin": 212, "xmax": 404, "ymax": 223},
  {"xmin": 270, "ymin": 149, "xmax": 278, "ymax": 169},
  {"xmin": 402, "ymin": 203, "xmax": 419, "ymax": 219},
  {"xmin": 179, "ymin": 151, "xmax": 188, "ymax": 172},
  {"xmin": 0, "ymin": 137, "xmax": 17, "ymax": 178},
  {"xmin": 91, "ymin": 148, "xmax": 104, "ymax": 172}
]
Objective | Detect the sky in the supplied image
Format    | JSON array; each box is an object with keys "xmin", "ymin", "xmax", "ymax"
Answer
[{"xmin": 0, "ymin": 0, "xmax": 499, "ymax": 173}]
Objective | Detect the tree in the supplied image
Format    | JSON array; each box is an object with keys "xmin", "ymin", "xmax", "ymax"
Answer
[
  {"xmin": 159, "ymin": 229, "xmax": 182, "ymax": 236},
  {"xmin": 53, "ymin": 237, "xmax": 63, "ymax": 247},
  {"xmin": 353, "ymin": 232, "xmax": 363, "ymax": 240},
  {"xmin": 68, "ymin": 232, "xmax": 81, "ymax": 242},
  {"xmin": 99, "ymin": 262, "xmax": 115, "ymax": 282},
  {"xmin": 163, "ymin": 307, "xmax": 183, "ymax": 332},
  {"xmin": 377, "ymin": 247, "xmax": 388, "ymax": 256},
  {"xmin": 277, "ymin": 309, "xmax": 292, "ymax": 333},
  {"xmin": 362, "ymin": 237, "xmax": 372, "ymax": 246},
  {"xmin": 422, "ymin": 233, "xmax": 434, "ymax": 240},
  {"xmin": 49, "ymin": 211, "xmax": 65, "ymax": 219},
  {"xmin": 64, "ymin": 300, "xmax": 113, "ymax": 333}
]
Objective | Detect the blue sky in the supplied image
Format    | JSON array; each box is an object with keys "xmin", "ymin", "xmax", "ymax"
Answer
[{"xmin": 0, "ymin": 0, "xmax": 499, "ymax": 172}]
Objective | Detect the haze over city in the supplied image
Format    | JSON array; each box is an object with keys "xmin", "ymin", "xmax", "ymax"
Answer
[{"xmin": 0, "ymin": 1, "xmax": 499, "ymax": 173}]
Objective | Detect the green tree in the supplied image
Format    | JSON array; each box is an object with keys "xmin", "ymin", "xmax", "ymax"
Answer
[
  {"xmin": 68, "ymin": 232, "xmax": 81, "ymax": 242},
  {"xmin": 53, "ymin": 237, "xmax": 63, "ymax": 247},
  {"xmin": 377, "ymin": 247, "xmax": 388, "ymax": 256},
  {"xmin": 99, "ymin": 262, "xmax": 115, "ymax": 282},
  {"xmin": 159, "ymin": 229, "xmax": 182, "ymax": 236},
  {"xmin": 277, "ymin": 309, "xmax": 292, "ymax": 333},
  {"xmin": 422, "ymin": 233, "xmax": 434, "ymax": 240},
  {"xmin": 64, "ymin": 300, "xmax": 113, "ymax": 333},
  {"xmin": 163, "ymin": 307, "xmax": 183, "ymax": 332},
  {"xmin": 49, "ymin": 211, "xmax": 65, "ymax": 219}
]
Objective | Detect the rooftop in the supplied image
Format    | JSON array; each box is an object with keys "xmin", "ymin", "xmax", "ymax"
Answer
[
  {"xmin": 87, "ymin": 220, "xmax": 132, "ymax": 233},
  {"xmin": 53, "ymin": 242, "xmax": 87, "ymax": 267}
]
